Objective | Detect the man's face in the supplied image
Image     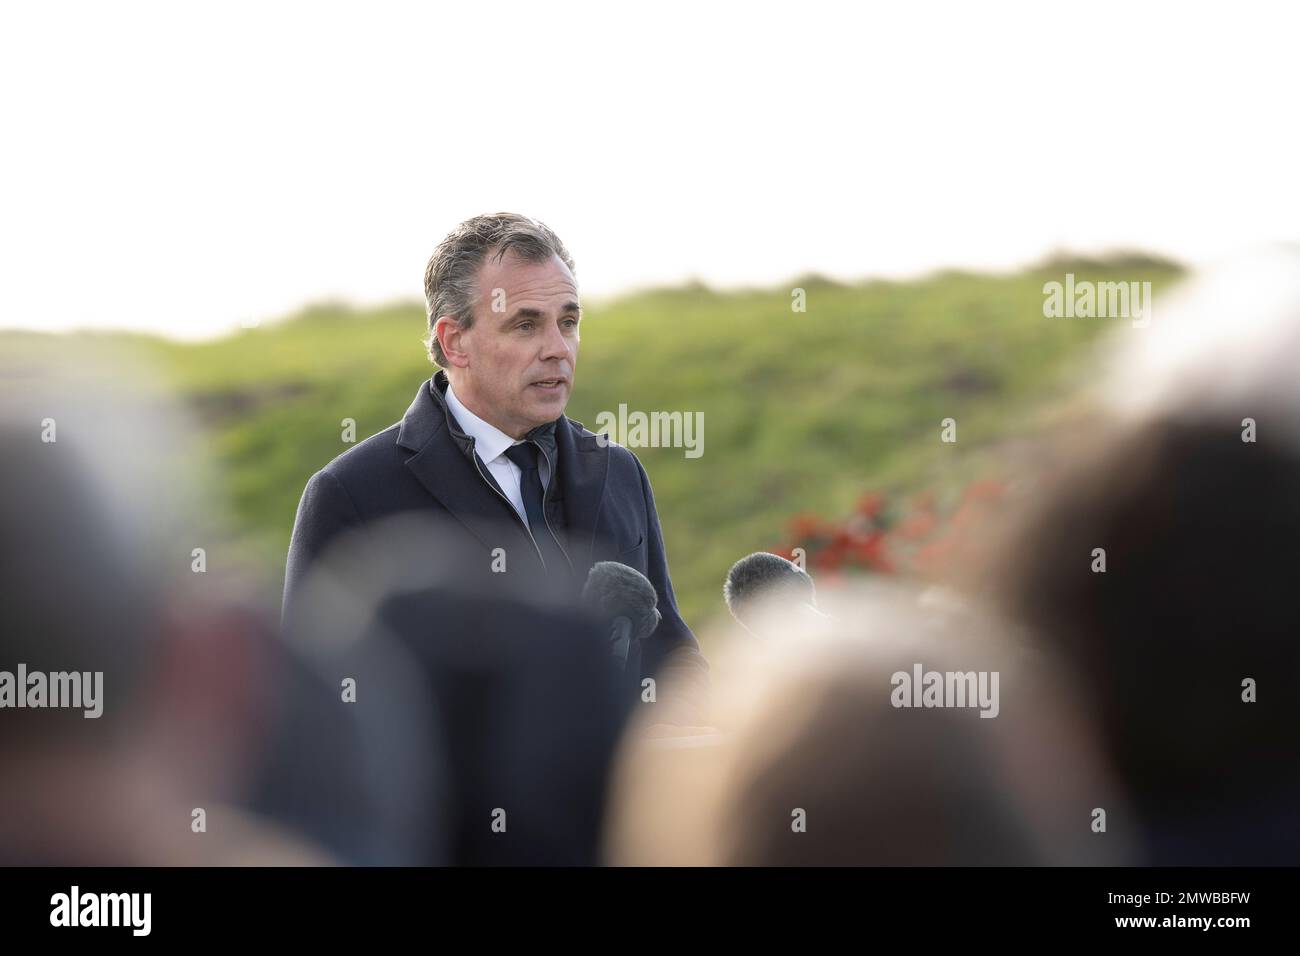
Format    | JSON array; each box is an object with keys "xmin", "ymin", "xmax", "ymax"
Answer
[{"xmin": 446, "ymin": 250, "xmax": 581, "ymax": 438}]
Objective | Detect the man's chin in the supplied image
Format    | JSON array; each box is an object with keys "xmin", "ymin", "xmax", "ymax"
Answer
[{"xmin": 522, "ymin": 383, "xmax": 569, "ymax": 416}]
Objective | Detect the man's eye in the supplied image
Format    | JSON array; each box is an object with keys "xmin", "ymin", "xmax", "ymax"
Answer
[
  {"xmin": 563, "ymin": 318, "xmax": 579, "ymax": 329},
  {"xmin": 517, "ymin": 322, "xmax": 534, "ymax": 332}
]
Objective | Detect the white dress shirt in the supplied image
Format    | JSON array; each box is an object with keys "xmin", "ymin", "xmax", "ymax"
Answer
[{"xmin": 444, "ymin": 380, "xmax": 535, "ymax": 528}]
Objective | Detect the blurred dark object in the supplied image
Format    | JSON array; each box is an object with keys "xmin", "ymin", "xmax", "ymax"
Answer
[{"xmin": 283, "ymin": 512, "xmax": 632, "ymax": 865}]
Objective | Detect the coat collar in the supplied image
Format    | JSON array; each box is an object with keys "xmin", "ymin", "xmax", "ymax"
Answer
[
  {"xmin": 396, "ymin": 371, "xmax": 611, "ymax": 571},
  {"xmin": 443, "ymin": 378, "xmax": 518, "ymax": 467}
]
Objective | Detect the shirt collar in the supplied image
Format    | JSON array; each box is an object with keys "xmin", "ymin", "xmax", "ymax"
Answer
[{"xmin": 443, "ymin": 380, "xmax": 520, "ymax": 465}]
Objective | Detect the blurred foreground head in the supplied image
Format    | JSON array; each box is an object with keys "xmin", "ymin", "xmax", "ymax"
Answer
[
  {"xmin": 606, "ymin": 583, "xmax": 1130, "ymax": 865},
  {"xmin": 0, "ymin": 353, "xmax": 393, "ymax": 864},
  {"xmin": 977, "ymin": 248, "xmax": 1300, "ymax": 863},
  {"xmin": 0, "ymin": 360, "xmax": 199, "ymax": 740}
]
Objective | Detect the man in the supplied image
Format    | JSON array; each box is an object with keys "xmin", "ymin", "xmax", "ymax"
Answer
[{"xmin": 283, "ymin": 212, "xmax": 709, "ymax": 726}]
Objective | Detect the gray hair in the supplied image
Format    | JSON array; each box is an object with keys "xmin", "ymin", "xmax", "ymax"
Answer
[{"xmin": 422, "ymin": 212, "xmax": 577, "ymax": 366}]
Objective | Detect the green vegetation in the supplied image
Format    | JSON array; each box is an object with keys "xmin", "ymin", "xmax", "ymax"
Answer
[{"xmin": 2, "ymin": 256, "xmax": 1184, "ymax": 642}]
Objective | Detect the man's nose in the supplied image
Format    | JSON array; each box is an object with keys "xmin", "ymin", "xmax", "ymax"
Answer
[{"xmin": 539, "ymin": 320, "xmax": 571, "ymax": 361}]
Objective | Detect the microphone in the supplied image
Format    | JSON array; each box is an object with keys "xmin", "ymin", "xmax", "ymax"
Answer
[
  {"xmin": 723, "ymin": 552, "xmax": 825, "ymax": 635},
  {"xmin": 582, "ymin": 561, "xmax": 661, "ymax": 671}
]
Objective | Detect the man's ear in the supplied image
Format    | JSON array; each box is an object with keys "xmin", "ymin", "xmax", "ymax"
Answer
[{"xmin": 435, "ymin": 315, "xmax": 472, "ymax": 369}]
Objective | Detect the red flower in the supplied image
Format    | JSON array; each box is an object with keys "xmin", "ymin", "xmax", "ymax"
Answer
[
  {"xmin": 852, "ymin": 530, "xmax": 884, "ymax": 560},
  {"xmin": 789, "ymin": 513, "xmax": 824, "ymax": 538},
  {"xmin": 855, "ymin": 492, "xmax": 885, "ymax": 518},
  {"xmin": 831, "ymin": 527, "xmax": 856, "ymax": 549},
  {"xmin": 813, "ymin": 542, "xmax": 846, "ymax": 571},
  {"xmin": 854, "ymin": 532, "xmax": 896, "ymax": 573},
  {"xmin": 778, "ymin": 475, "xmax": 1013, "ymax": 581}
]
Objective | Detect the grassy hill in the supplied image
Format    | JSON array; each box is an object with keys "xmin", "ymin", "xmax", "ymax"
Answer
[{"xmin": 2, "ymin": 255, "xmax": 1185, "ymax": 642}]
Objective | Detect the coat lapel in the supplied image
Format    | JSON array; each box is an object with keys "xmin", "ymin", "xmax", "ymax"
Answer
[
  {"xmin": 396, "ymin": 378, "xmax": 530, "ymax": 555},
  {"xmin": 554, "ymin": 415, "xmax": 610, "ymax": 574}
]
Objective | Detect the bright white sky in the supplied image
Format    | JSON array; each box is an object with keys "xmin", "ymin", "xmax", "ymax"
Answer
[{"xmin": 2, "ymin": 1, "xmax": 1297, "ymax": 340}]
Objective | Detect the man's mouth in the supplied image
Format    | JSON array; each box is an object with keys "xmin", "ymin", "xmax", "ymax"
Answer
[{"xmin": 530, "ymin": 378, "xmax": 567, "ymax": 391}]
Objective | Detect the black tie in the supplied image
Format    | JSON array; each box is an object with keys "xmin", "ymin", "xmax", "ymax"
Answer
[{"xmin": 504, "ymin": 441, "xmax": 568, "ymax": 574}]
